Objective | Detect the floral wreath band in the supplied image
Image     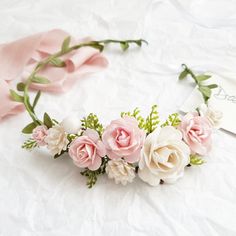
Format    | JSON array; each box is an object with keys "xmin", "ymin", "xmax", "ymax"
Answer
[{"xmin": 10, "ymin": 36, "xmax": 222, "ymax": 188}]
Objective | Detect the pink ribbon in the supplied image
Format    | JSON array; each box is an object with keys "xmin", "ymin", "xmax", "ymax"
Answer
[{"xmin": 0, "ymin": 29, "xmax": 108, "ymax": 121}]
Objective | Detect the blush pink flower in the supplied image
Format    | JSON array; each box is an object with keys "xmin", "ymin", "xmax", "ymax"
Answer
[
  {"xmin": 69, "ymin": 129, "xmax": 106, "ymax": 171},
  {"xmin": 179, "ymin": 112, "xmax": 212, "ymax": 155},
  {"xmin": 102, "ymin": 116, "xmax": 145, "ymax": 163},
  {"xmin": 32, "ymin": 125, "xmax": 48, "ymax": 146}
]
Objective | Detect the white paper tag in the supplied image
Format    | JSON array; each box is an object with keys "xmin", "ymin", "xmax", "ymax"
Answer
[{"xmin": 180, "ymin": 73, "xmax": 236, "ymax": 134}]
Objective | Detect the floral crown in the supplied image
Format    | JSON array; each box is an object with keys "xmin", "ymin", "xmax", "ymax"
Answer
[{"xmin": 9, "ymin": 36, "xmax": 222, "ymax": 188}]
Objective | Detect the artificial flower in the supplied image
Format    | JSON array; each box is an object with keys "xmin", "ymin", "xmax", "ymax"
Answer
[
  {"xmin": 69, "ymin": 129, "xmax": 106, "ymax": 170},
  {"xmin": 179, "ymin": 112, "xmax": 212, "ymax": 155},
  {"xmin": 32, "ymin": 125, "xmax": 48, "ymax": 146},
  {"xmin": 44, "ymin": 124, "xmax": 69, "ymax": 155},
  {"xmin": 198, "ymin": 103, "xmax": 223, "ymax": 129},
  {"xmin": 106, "ymin": 158, "xmax": 136, "ymax": 185},
  {"xmin": 61, "ymin": 115, "xmax": 81, "ymax": 134},
  {"xmin": 138, "ymin": 126, "xmax": 190, "ymax": 186},
  {"xmin": 102, "ymin": 116, "xmax": 145, "ymax": 163}
]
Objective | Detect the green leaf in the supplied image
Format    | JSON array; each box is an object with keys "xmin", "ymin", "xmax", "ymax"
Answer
[
  {"xmin": 161, "ymin": 113, "xmax": 181, "ymax": 127},
  {"xmin": 135, "ymin": 40, "xmax": 142, "ymax": 47},
  {"xmin": 16, "ymin": 82, "xmax": 26, "ymax": 91},
  {"xmin": 80, "ymin": 158, "xmax": 108, "ymax": 188},
  {"xmin": 81, "ymin": 113, "xmax": 104, "ymax": 136},
  {"xmin": 32, "ymin": 91, "xmax": 41, "ymax": 109},
  {"xmin": 120, "ymin": 42, "xmax": 129, "ymax": 51},
  {"xmin": 190, "ymin": 154, "xmax": 205, "ymax": 165},
  {"xmin": 22, "ymin": 122, "xmax": 37, "ymax": 134},
  {"xmin": 54, "ymin": 150, "xmax": 67, "ymax": 159},
  {"xmin": 144, "ymin": 105, "xmax": 160, "ymax": 133},
  {"xmin": 67, "ymin": 133, "xmax": 77, "ymax": 142},
  {"xmin": 121, "ymin": 107, "xmax": 145, "ymax": 129},
  {"xmin": 49, "ymin": 57, "xmax": 65, "ymax": 67},
  {"xmin": 10, "ymin": 90, "xmax": 24, "ymax": 103},
  {"xmin": 43, "ymin": 112, "xmax": 53, "ymax": 128},
  {"xmin": 196, "ymin": 74, "xmax": 211, "ymax": 82},
  {"xmin": 32, "ymin": 76, "xmax": 50, "ymax": 84},
  {"xmin": 61, "ymin": 36, "xmax": 71, "ymax": 53},
  {"xmin": 179, "ymin": 69, "xmax": 188, "ymax": 80},
  {"xmin": 22, "ymin": 138, "xmax": 38, "ymax": 150},
  {"xmin": 179, "ymin": 65, "xmax": 219, "ymax": 103},
  {"xmin": 199, "ymin": 86, "xmax": 211, "ymax": 101},
  {"xmin": 207, "ymin": 84, "xmax": 218, "ymax": 89},
  {"xmin": 122, "ymin": 105, "xmax": 159, "ymax": 133},
  {"xmin": 91, "ymin": 44, "xmax": 104, "ymax": 52}
]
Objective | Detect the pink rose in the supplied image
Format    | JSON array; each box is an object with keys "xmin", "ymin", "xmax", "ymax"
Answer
[
  {"xmin": 69, "ymin": 129, "xmax": 106, "ymax": 170},
  {"xmin": 102, "ymin": 116, "xmax": 145, "ymax": 163},
  {"xmin": 179, "ymin": 112, "xmax": 212, "ymax": 155},
  {"xmin": 32, "ymin": 125, "xmax": 48, "ymax": 146},
  {"xmin": 0, "ymin": 80, "xmax": 24, "ymax": 121}
]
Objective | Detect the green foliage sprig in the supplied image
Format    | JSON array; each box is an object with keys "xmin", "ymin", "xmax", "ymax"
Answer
[
  {"xmin": 80, "ymin": 157, "xmax": 108, "ymax": 188},
  {"xmin": 179, "ymin": 64, "xmax": 218, "ymax": 104},
  {"xmin": 81, "ymin": 113, "xmax": 104, "ymax": 136},
  {"xmin": 121, "ymin": 105, "xmax": 160, "ymax": 134},
  {"xmin": 161, "ymin": 113, "xmax": 181, "ymax": 128},
  {"xmin": 145, "ymin": 105, "xmax": 160, "ymax": 134},
  {"xmin": 121, "ymin": 107, "xmax": 145, "ymax": 129},
  {"xmin": 190, "ymin": 154, "xmax": 205, "ymax": 165},
  {"xmin": 22, "ymin": 138, "xmax": 38, "ymax": 150}
]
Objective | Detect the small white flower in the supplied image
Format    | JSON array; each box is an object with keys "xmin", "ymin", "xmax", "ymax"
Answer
[
  {"xmin": 44, "ymin": 125, "xmax": 69, "ymax": 155},
  {"xmin": 106, "ymin": 159, "xmax": 136, "ymax": 185},
  {"xmin": 138, "ymin": 126, "xmax": 190, "ymax": 186},
  {"xmin": 198, "ymin": 103, "xmax": 223, "ymax": 129},
  {"xmin": 61, "ymin": 116, "xmax": 81, "ymax": 134}
]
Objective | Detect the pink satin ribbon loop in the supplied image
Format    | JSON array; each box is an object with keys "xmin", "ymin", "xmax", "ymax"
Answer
[{"xmin": 0, "ymin": 29, "xmax": 108, "ymax": 121}]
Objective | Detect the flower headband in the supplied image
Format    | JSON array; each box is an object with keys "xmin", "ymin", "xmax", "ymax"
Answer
[{"xmin": 8, "ymin": 33, "xmax": 222, "ymax": 188}]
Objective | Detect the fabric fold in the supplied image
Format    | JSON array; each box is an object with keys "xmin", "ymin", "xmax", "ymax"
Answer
[{"xmin": 0, "ymin": 29, "xmax": 108, "ymax": 120}]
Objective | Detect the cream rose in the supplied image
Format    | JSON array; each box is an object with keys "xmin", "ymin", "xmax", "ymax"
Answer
[
  {"xmin": 44, "ymin": 125, "xmax": 69, "ymax": 155},
  {"xmin": 198, "ymin": 103, "xmax": 223, "ymax": 129},
  {"xmin": 106, "ymin": 159, "xmax": 135, "ymax": 185},
  {"xmin": 138, "ymin": 126, "xmax": 190, "ymax": 186}
]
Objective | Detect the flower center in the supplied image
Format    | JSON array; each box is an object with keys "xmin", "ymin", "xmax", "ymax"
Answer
[
  {"xmin": 153, "ymin": 147, "xmax": 177, "ymax": 171},
  {"xmin": 116, "ymin": 129, "xmax": 130, "ymax": 147},
  {"xmin": 77, "ymin": 144, "xmax": 95, "ymax": 163}
]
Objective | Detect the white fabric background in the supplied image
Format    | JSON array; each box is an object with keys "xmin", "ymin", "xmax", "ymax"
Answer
[{"xmin": 0, "ymin": 0, "xmax": 236, "ymax": 235}]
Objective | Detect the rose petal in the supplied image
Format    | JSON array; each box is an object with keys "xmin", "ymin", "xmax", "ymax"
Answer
[
  {"xmin": 88, "ymin": 155, "xmax": 102, "ymax": 171},
  {"xmin": 83, "ymin": 129, "xmax": 100, "ymax": 142},
  {"xmin": 124, "ymin": 148, "xmax": 142, "ymax": 163},
  {"xmin": 138, "ymin": 166, "xmax": 160, "ymax": 186}
]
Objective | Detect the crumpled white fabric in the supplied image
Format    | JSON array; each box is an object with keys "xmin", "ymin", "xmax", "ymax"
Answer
[{"xmin": 0, "ymin": 0, "xmax": 236, "ymax": 235}]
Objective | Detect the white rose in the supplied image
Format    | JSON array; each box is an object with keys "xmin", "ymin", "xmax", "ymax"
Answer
[
  {"xmin": 138, "ymin": 126, "xmax": 190, "ymax": 186},
  {"xmin": 61, "ymin": 116, "xmax": 81, "ymax": 134},
  {"xmin": 198, "ymin": 103, "xmax": 222, "ymax": 129},
  {"xmin": 44, "ymin": 125, "xmax": 69, "ymax": 155},
  {"xmin": 106, "ymin": 159, "xmax": 136, "ymax": 185}
]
